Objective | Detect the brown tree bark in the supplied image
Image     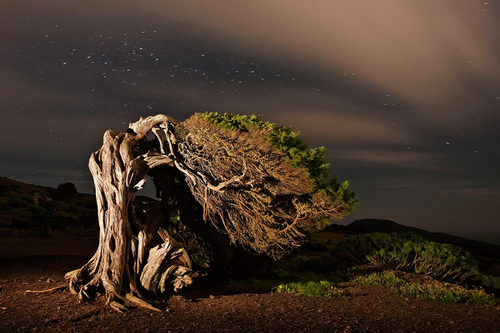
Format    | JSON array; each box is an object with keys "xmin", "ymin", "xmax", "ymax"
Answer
[{"xmin": 65, "ymin": 115, "xmax": 192, "ymax": 311}]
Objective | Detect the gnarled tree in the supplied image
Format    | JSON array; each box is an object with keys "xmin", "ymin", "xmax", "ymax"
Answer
[{"xmin": 65, "ymin": 113, "xmax": 357, "ymax": 311}]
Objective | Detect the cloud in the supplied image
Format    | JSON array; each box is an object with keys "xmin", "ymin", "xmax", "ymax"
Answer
[
  {"xmin": 125, "ymin": 74, "xmax": 415, "ymax": 146},
  {"xmin": 139, "ymin": 0, "xmax": 500, "ymax": 111},
  {"xmin": 328, "ymin": 149, "xmax": 445, "ymax": 170},
  {"xmin": 269, "ymin": 110, "xmax": 413, "ymax": 146},
  {"xmin": 0, "ymin": 69, "xmax": 88, "ymax": 109},
  {"xmin": 378, "ymin": 178, "xmax": 500, "ymax": 198},
  {"xmin": 4, "ymin": 1, "xmax": 499, "ymax": 113}
]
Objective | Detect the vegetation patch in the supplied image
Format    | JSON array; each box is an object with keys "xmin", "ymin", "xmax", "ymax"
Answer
[
  {"xmin": 333, "ymin": 232, "xmax": 480, "ymax": 284},
  {"xmin": 481, "ymin": 275, "xmax": 500, "ymax": 291},
  {"xmin": 0, "ymin": 177, "xmax": 98, "ymax": 231},
  {"xmin": 353, "ymin": 271, "xmax": 495, "ymax": 305},
  {"xmin": 274, "ymin": 280, "xmax": 345, "ymax": 298}
]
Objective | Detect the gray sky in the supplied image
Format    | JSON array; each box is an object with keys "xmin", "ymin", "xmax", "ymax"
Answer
[{"xmin": 1, "ymin": 1, "xmax": 499, "ymax": 244}]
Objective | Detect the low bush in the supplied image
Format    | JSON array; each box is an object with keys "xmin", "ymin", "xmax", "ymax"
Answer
[
  {"xmin": 65, "ymin": 205, "xmax": 80, "ymax": 214},
  {"xmin": 0, "ymin": 201, "xmax": 10, "ymax": 211},
  {"xmin": 31, "ymin": 211, "xmax": 79, "ymax": 230},
  {"xmin": 20, "ymin": 195, "xmax": 34, "ymax": 205},
  {"xmin": 333, "ymin": 232, "xmax": 480, "ymax": 284},
  {"xmin": 481, "ymin": 274, "xmax": 500, "ymax": 290},
  {"xmin": 27, "ymin": 204, "xmax": 46, "ymax": 214},
  {"xmin": 7, "ymin": 197, "xmax": 28, "ymax": 208},
  {"xmin": 274, "ymin": 280, "xmax": 344, "ymax": 298},
  {"xmin": 353, "ymin": 271, "xmax": 495, "ymax": 305}
]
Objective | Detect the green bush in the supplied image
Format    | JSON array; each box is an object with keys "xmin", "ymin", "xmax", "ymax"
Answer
[
  {"xmin": 7, "ymin": 197, "xmax": 28, "ymax": 208},
  {"xmin": 65, "ymin": 205, "xmax": 80, "ymax": 214},
  {"xmin": 27, "ymin": 204, "xmax": 46, "ymax": 214},
  {"xmin": 30, "ymin": 211, "xmax": 78, "ymax": 230},
  {"xmin": 20, "ymin": 195, "xmax": 34, "ymax": 205},
  {"xmin": 0, "ymin": 201, "xmax": 11, "ymax": 211},
  {"xmin": 352, "ymin": 271, "xmax": 407, "ymax": 288},
  {"xmin": 333, "ymin": 232, "xmax": 480, "ymax": 284},
  {"xmin": 274, "ymin": 280, "xmax": 344, "ymax": 298},
  {"xmin": 481, "ymin": 274, "xmax": 500, "ymax": 290},
  {"xmin": 353, "ymin": 271, "xmax": 495, "ymax": 305}
]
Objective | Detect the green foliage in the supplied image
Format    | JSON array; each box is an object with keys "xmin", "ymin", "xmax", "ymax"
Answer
[
  {"xmin": 274, "ymin": 280, "xmax": 344, "ymax": 298},
  {"xmin": 196, "ymin": 112, "xmax": 357, "ymax": 214},
  {"xmin": 333, "ymin": 232, "xmax": 480, "ymax": 284},
  {"xmin": 0, "ymin": 201, "xmax": 10, "ymax": 211},
  {"xmin": 352, "ymin": 271, "xmax": 407, "ymax": 288},
  {"xmin": 353, "ymin": 271, "xmax": 495, "ymax": 305},
  {"xmin": 481, "ymin": 274, "xmax": 500, "ymax": 290},
  {"xmin": 65, "ymin": 205, "xmax": 81, "ymax": 214},
  {"xmin": 20, "ymin": 195, "xmax": 34, "ymax": 205},
  {"xmin": 191, "ymin": 255, "xmax": 210, "ymax": 267},
  {"xmin": 7, "ymin": 197, "xmax": 28, "ymax": 208},
  {"xmin": 30, "ymin": 211, "xmax": 78, "ymax": 230},
  {"xmin": 27, "ymin": 204, "xmax": 46, "ymax": 214},
  {"xmin": 197, "ymin": 112, "xmax": 274, "ymax": 132}
]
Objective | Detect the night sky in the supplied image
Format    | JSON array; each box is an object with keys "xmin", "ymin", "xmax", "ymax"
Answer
[{"xmin": 2, "ymin": 1, "xmax": 499, "ymax": 244}]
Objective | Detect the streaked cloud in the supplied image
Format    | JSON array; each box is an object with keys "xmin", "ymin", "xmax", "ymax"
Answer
[
  {"xmin": 328, "ymin": 149, "xmax": 445, "ymax": 169},
  {"xmin": 144, "ymin": 1, "xmax": 500, "ymax": 111}
]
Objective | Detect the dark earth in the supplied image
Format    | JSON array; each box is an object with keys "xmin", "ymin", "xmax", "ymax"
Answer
[{"xmin": 1, "ymin": 236, "xmax": 499, "ymax": 333}]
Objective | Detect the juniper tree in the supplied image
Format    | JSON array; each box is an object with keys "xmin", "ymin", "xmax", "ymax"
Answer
[{"xmin": 65, "ymin": 113, "xmax": 357, "ymax": 311}]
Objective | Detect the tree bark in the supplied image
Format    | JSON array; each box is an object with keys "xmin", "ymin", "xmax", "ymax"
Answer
[{"xmin": 65, "ymin": 116, "xmax": 192, "ymax": 311}]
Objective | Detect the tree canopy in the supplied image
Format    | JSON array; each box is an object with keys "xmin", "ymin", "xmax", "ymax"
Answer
[{"xmin": 180, "ymin": 112, "xmax": 357, "ymax": 257}]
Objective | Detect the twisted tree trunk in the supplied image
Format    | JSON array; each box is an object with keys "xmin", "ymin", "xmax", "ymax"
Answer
[{"xmin": 65, "ymin": 115, "xmax": 193, "ymax": 311}]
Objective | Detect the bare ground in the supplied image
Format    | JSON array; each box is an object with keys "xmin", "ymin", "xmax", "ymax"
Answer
[{"xmin": 0, "ymin": 236, "xmax": 499, "ymax": 333}]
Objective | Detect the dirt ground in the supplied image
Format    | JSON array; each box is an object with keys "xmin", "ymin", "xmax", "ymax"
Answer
[{"xmin": 1, "ymin": 236, "xmax": 499, "ymax": 333}]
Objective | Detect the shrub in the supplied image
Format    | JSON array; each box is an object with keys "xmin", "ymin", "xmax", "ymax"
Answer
[
  {"xmin": 274, "ymin": 280, "xmax": 344, "ymax": 298},
  {"xmin": 27, "ymin": 204, "xmax": 46, "ymax": 214},
  {"xmin": 0, "ymin": 201, "xmax": 10, "ymax": 211},
  {"xmin": 481, "ymin": 275, "xmax": 500, "ymax": 290},
  {"xmin": 31, "ymin": 211, "xmax": 78, "ymax": 230},
  {"xmin": 353, "ymin": 271, "xmax": 495, "ymax": 305},
  {"xmin": 65, "ymin": 205, "xmax": 80, "ymax": 214},
  {"xmin": 352, "ymin": 271, "xmax": 407, "ymax": 288},
  {"xmin": 333, "ymin": 232, "xmax": 480, "ymax": 284},
  {"xmin": 7, "ymin": 197, "xmax": 28, "ymax": 208},
  {"xmin": 20, "ymin": 195, "xmax": 34, "ymax": 205}
]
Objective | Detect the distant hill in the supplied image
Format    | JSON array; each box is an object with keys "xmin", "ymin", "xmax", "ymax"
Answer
[
  {"xmin": 325, "ymin": 219, "xmax": 500, "ymax": 259},
  {"xmin": 0, "ymin": 177, "xmax": 98, "ymax": 232},
  {"xmin": 0, "ymin": 177, "xmax": 162, "ymax": 234}
]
